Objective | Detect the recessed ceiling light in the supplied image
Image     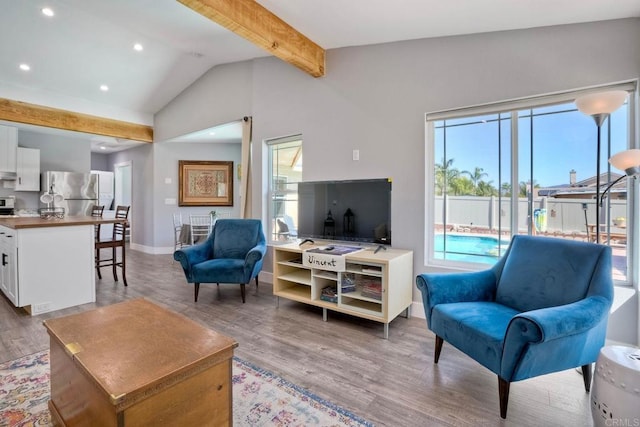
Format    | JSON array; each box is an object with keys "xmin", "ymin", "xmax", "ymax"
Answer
[
  {"xmin": 133, "ymin": 43, "xmax": 143, "ymax": 52},
  {"xmin": 42, "ymin": 8, "xmax": 54, "ymax": 17},
  {"xmin": 100, "ymin": 85, "xmax": 109, "ymax": 92},
  {"xmin": 19, "ymin": 64, "xmax": 31, "ymax": 71},
  {"xmin": 209, "ymin": 132, "xmax": 216, "ymax": 136},
  {"xmin": 100, "ymin": 146, "xmax": 106, "ymax": 150}
]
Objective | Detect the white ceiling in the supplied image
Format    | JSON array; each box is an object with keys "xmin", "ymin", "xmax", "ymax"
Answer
[{"xmin": 1, "ymin": 0, "xmax": 639, "ymax": 152}]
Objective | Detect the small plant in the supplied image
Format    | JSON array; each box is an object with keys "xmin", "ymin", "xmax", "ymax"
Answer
[{"xmin": 210, "ymin": 210, "xmax": 217, "ymax": 218}]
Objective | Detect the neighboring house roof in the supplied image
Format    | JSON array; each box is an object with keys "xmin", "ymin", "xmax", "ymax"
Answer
[{"xmin": 538, "ymin": 172, "xmax": 627, "ymax": 199}]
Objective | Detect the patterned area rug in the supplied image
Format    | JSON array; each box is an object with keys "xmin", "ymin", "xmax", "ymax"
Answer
[{"xmin": 0, "ymin": 350, "xmax": 373, "ymax": 427}]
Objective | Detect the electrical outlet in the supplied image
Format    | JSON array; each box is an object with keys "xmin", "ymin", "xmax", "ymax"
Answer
[{"xmin": 352, "ymin": 149, "xmax": 360, "ymax": 161}]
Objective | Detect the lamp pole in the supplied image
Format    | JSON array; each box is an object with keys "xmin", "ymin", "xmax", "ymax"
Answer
[{"xmin": 592, "ymin": 114, "xmax": 607, "ymax": 244}]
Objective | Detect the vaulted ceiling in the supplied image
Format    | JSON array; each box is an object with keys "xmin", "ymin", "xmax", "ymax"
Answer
[{"xmin": 0, "ymin": 0, "xmax": 639, "ymax": 151}]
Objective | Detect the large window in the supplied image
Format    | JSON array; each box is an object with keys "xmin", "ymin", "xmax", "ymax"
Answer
[
  {"xmin": 267, "ymin": 135, "xmax": 302, "ymax": 242},
  {"xmin": 427, "ymin": 85, "xmax": 635, "ymax": 282}
]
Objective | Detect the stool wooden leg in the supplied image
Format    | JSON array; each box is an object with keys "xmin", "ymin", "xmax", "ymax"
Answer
[
  {"xmin": 112, "ymin": 246, "xmax": 118, "ymax": 282},
  {"xmin": 96, "ymin": 248, "xmax": 102, "ymax": 279},
  {"xmin": 121, "ymin": 244, "xmax": 127, "ymax": 286}
]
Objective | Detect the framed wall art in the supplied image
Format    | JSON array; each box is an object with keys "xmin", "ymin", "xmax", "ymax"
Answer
[{"xmin": 178, "ymin": 160, "xmax": 233, "ymax": 206}]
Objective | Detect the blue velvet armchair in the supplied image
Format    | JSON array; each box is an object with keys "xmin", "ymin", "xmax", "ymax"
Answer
[
  {"xmin": 416, "ymin": 235, "xmax": 613, "ymax": 418},
  {"xmin": 174, "ymin": 219, "xmax": 266, "ymax": 303}
]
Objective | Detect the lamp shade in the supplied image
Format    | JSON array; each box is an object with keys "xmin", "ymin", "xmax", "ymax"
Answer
[
  {"xmin": 609, "ymin": 149, "xmax": 640, "ymax": 175},
  {"xmin": 575, "ymin": 90, "xmax": 628, "ymax": 116}
]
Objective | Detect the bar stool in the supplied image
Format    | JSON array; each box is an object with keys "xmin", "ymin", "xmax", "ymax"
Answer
[{"xmin": 95, "ymin": 205, "xmax": 130, "ymax": 286}]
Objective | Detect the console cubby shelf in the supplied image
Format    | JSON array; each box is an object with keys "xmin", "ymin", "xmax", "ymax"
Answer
[{"xmin": 272, "ymin": 242, "xmax": 413, "ymax": 339}]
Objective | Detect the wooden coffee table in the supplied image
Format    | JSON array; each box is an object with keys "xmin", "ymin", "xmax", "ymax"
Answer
[{"xmin": 43, "ymin": 298, "xmax": 237, "ymax": 426}]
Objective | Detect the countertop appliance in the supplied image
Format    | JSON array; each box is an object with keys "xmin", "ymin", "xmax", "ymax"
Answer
[
  {"xmin": 0, "ymin": 196, "xmax": 15, "ymax": 216},
  {"xmin": 42, "ymin": 171, "xmax": 99, "ymax": 216}
]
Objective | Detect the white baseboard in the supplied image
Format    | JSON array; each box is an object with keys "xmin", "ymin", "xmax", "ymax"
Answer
[{"xmin": 130, "ymin": 243, "xmax": 174, "ymax": 255}]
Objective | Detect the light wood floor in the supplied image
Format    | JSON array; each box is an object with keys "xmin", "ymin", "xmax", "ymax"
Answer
[{"xmin": 0, "ymin": 248, "xmax": 593, "ymax": 426}]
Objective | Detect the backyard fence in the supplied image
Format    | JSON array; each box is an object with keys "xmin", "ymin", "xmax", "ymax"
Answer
[{"xmin": 434, "ymin": 196, "xmax": 626, "ymax": 235}]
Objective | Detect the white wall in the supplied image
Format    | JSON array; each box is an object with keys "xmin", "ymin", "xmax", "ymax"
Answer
[
  {"xmin": 155, "ymin": 18, "xmax": 640, "ymax": 344},
  {"xmin": 151, "ymin": 141, "xmax": 242, "ymax": 252}
]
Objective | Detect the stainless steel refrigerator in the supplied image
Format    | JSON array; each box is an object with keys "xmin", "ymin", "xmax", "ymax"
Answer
[{"xmin": 42, "ymin": 171, "xmax": 99, "ymax": 216}]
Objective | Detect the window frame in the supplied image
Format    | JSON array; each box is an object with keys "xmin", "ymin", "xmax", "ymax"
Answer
[
  {"xmin": 425, "ymin": 82, "xmax": 638, "ymax": 286},
  {"xmin": 266, "ymin": 134, "xmax": 302, "ymax": 244}
]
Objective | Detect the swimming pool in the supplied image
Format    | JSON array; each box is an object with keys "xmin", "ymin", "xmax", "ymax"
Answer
[{"xmin": 434, "ymin": 234, "xmax": 510, "ymax": 264}]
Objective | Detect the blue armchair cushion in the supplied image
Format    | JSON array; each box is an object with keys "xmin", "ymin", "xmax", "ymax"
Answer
[{"xmin": 431, "ymin": 301, "xmax": 519, "ymax": 373}]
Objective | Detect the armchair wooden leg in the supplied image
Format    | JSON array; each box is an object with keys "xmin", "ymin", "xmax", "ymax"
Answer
[
  {"xmin": 498, "ymin": 376, "xmax": 510, "ymax": 419},
  {"xmin": 581, "ymin": 364, "xmax": 592, "ymax": 392},
  {"xmin": 255, "ymin": 276, "xmax": 259, "ymax": 289},
  {"xmin": 240, "ymin": 283, "xmax": 246, "ymax": 303},
  {"xmin": 194, "ymin": 283, "xmax": 200, "ymax": 302},
  {"xmin": 434, "ymin": 335, "xmax": 443, "ymax": 363}
]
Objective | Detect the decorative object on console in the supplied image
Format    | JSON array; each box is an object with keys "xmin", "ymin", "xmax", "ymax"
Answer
[
  {"xmin": 178, "ymin": 160, "xmax": 233, "ymax": 207},
  {"xmin": 416, "ymin": 235, "xmax": 613, "ymax": 418},
  {"xmin": 575, "ymin": 90, "xmax": 628, "ymax": 243},
  {"xmin": 323, "ymin": 210, "xmax": 335, "ymax": 238},
  {"xmin": 343, "ymin": 208, "xmax": 354, "ymax": 237}
]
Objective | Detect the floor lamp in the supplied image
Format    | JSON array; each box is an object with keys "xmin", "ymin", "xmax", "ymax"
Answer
[{"xmin": 575, "ymin": 90, "xmax": 628, "ymax": 243}]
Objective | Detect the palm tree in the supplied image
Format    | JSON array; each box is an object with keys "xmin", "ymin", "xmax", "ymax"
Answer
[
  {"xmin": 500, "ymin": 182, "xmax": 512, "ymax": 196},
  {"xmin": 518, "ymin": 180, "xmax": 539, "ymax": 197},
  {"xmin": 477, "ymin": 180, "xmax": 498, "ymax": 197},
  {"xmin": 462, "ymin": 167, "xmax": 489, "ymax": 192},
  {"xmin": 434, "ymin": 158, "xmax": 460, "ymax": 196}
]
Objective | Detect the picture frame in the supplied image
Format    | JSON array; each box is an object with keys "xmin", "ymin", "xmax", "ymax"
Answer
[{"xmin": 178, "ymin": 160, "xmax": 233, "ymax": 206}]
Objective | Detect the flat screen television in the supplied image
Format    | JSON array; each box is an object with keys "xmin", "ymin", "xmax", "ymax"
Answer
[{"xmin": 297, "ymin": 178, "xmax": 391, "ymax": 245}]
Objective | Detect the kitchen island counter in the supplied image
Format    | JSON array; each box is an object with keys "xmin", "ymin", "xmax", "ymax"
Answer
[
  {"xmin": 0, "ymin": 215, "xmax": 126, "ymax": 229},
  {"xmin": 0, "ymin": 216, "xmax": 126, "ymax": 315}
]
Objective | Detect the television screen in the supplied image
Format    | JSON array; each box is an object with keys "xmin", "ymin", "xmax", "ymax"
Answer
[{"xmin": 297, "ymin": 178, "xmax": 391, "ymax": 245}]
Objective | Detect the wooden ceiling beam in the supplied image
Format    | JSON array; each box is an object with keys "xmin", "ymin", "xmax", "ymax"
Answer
[
  {"xmin": 0, "ymin": 98, "xmax": 153, "ymax": 143},
  {"xmin": 178, "ymin": 0, "xmax": 325, "ymax": 77}
]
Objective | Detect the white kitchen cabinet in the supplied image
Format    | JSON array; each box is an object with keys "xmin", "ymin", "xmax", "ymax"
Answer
[
  {"xmin": 0, "ymin": 125, "xmax": 18, "ymax": 174},
  {"xmin": 0, "ymin": 225, "xmax": 18, "ymax": 306},
  {"xmin": 15, "ymin": 147, "xmax": 41, "ymax": 191}
]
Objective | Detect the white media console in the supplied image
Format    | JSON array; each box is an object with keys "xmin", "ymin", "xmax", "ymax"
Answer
[{"xmin": 272, "ymin": 242, "xmax": 413, "ymax": 338}]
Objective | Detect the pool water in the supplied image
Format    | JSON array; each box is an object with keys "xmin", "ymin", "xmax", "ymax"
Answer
[{"xmin": 434, "ymin": 234, "xmax": 510, "ymax": 264}]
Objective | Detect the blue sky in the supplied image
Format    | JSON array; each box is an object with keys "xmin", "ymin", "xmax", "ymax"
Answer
[{"xmin": 435, "ymin": 103, "xmax": 628, "ymax": 188}]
